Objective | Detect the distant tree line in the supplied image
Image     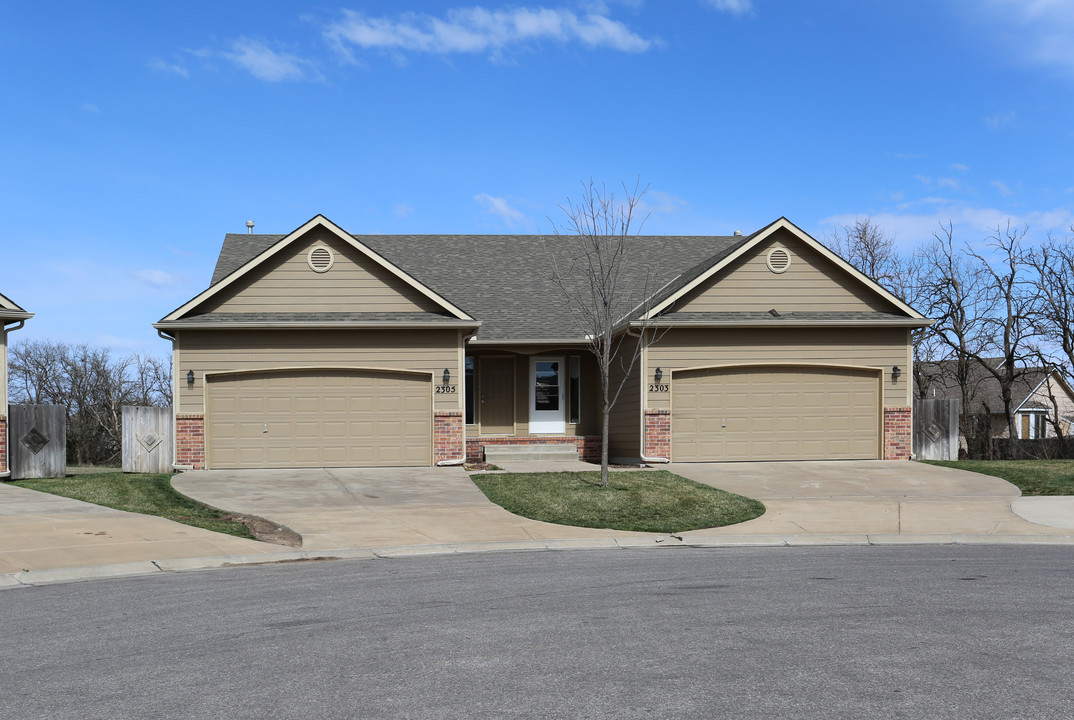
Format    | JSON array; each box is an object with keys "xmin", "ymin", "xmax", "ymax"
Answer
[
  {"xmin": 830, "ymin": 217, "xmax": 1074, "ymax": 458},
  {"xmin": 7, "ymin": 341, "xmax": 171, "ymax": 466}
]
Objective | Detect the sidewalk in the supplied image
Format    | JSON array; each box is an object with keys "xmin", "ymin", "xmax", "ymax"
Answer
[{"xmin": 4, "ymin": 461, "xmax": 1074, "ymax": 589}]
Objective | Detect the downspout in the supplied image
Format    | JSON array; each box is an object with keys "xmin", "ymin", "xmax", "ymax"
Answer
[
  {"xmin": 437, "ymin": 328, "xmax": 479, "ymax": 467},
  {"xmin": 1, "ymin": 320, "xmax": 27, "ymax": 478},
  {"xmin": 625, "ymin": 326, "xmax": 670, "ymax": 465},
  {"xmin": 156, "ymin": 327, "xmax": 179, "ymax": 472}
]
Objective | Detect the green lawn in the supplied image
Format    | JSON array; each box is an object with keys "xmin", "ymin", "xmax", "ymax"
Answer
[
  {"xmin": 13, "ymin": 470, "xmax": 256, "ymax": 539},
  {"xmin": 470, "ymin": 470, "xmax": 765, "ymax": 533},
  {"xmin": 924, "ymin": 459, "xmax": 1074, "ymax": 496}
]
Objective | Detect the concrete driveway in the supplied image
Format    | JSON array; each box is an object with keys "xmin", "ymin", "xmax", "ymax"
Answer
[
  {"xmin": 172, "ymin": 461, "xmax": 1074, "ymax": 551},
  {"xmin": 172, "ymin": 467, "xmax": 650, "ymax": 550},
  {"xmin": 667, "ymin": 460, "xmax": 1072, "ymax": 537}
]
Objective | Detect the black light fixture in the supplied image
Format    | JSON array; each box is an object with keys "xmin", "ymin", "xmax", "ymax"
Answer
[
  {"xmin": 654, "ymin": 367, "xmax": 663, "ymax": 383},
  {"xmin": 186, "ymin": 370, "xmax": 195, "ymax": 387},
  {"xmin": 443, "ymin": 368, "xmax": 451, "ymax": 385},
  {"xmin": 892, "ymin": 365, "xmax": 902, "ymax": 381}
]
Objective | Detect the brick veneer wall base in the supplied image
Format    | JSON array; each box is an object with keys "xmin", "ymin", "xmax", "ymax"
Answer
[
  {"xmin": 176, "ymin": 414, "xmax": 205, "ymax": 470},
  {"xmin": 434, "ymin": 411, "xmax": 464, "ymax": 463},
  {"xmin": 466, "ymin": 435, "xmax": 602, "ymax": 463},
  {"xmin": 883, "ymin": 407, "xmax": 912, "ymax": 460},
  {"xmin": 0, "ymin": 415, "xmax": 7, "ymax": 474},
  {"xmin": 643, "ymin": 409, "xmax": 671, "ymax": 459}
]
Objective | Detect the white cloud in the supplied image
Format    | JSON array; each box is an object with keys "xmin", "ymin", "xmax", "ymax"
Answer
[
  {"xmin": 324, "ymin": 6, "xmax": 653, "ymax": 60},
  {"xmin": 937, "ymin": 177, "xmax": 962, "ymax": 191},
  {"xmin": 984, "ymin": 110, "xmax": 1016, "ymax": 130},
  {"xmin": 972, "ymin": 0, "xmax": 1074, "ymax": 76},
  {"xmin": 475, "ymin": 193, "xmax": 530, "ymax": 229},
  {"xmin": 80, "ymin": 103, "xmax": 100, "ymax": 113},
  {"xmin": 639, "ymin": 190, "xmax": 690, "ymax": 216},
  {"xmin": 148, "ymin": 57, "xmax": 190, "ymax": 77},
  {"xmin": 131, "ymin": 269, "xmax": 186, "ymax": 289},
  {"xmin": 392, "ymin": 202, "xmax": 414, "ymax": 218},
  {"xmin": 991, "ymin": 179, "xmax": 1013, "ymax": 196},
  {"xmin": 703, "ymin": 0, "xmax": 753, "ymax": 16},
  {"xmin": 820, "ymin": 204, "xmax": 1073, "ymax": 251},
  {"xmin": 224, "ymin": 38, "xmax": 317, "ymax": 82},
  {"xmin": 951, "ymin": 163, "xmax": 970, "ymax": 172},
  {"xmin": 915, "ymin": 174, "xmax": 932, "ymax": 185}
]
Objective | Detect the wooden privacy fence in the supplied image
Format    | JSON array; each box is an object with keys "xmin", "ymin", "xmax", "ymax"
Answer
[
  {"xmin": 8, "ymin": 404, "xmax": 66, "ymax": 480},
  {"xmin": 913, "ymin": 398, "xmax": 959, "ymax": 461},
  {"xmin": 122, "ymin": 406, "xmax": 173, "ymax": 473}
]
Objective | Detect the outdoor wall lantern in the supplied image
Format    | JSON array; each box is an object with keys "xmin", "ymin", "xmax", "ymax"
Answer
[
  {"xmin": 654, "ymin": 367, "xmax": 663, "ymax": 383},
  {"xmin": 892, "ymin": 365, "xmax": 902, "ymax": 381},
  {"xmin": 186, "ymin": 370, "xmax": 195, "ymax": 387},
  {"xmin": 443, "ymin": 368, "xmax": 451, "ymax": 385}
]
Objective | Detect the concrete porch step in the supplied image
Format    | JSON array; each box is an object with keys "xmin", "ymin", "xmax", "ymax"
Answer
[{"xmin": 483, "ymin": 444, "xmax": 579, "ymax": 463}]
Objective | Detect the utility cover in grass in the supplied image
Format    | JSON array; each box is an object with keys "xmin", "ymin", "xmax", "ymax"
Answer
[{"xmin": 470, "ymin": 470, "xmax": 765, "ymax": 533}]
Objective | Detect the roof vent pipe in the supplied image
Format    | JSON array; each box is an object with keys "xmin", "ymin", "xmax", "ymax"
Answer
[
  {"xmin": 733, "ymin": 230, "xmax": 743, "ymax": 236},
  {"xmin": 246, "ymin": 220, "xmax": 255, "ymax": 234}
]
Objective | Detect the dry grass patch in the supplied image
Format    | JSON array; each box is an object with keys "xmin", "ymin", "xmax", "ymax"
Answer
[{"xmin": 470, "ymin": 470, "xmax": 764, "ymax": 533}]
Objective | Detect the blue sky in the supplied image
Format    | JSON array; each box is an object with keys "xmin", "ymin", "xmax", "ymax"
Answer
[{"xmin": 2, "ymin": 0, "xmax": 1072, "ymax": 358}]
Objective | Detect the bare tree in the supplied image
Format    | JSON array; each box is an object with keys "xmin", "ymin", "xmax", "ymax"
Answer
[
  {"xmin": 967, "ymin": 222, "xmax": 1042, "ymax": 457},
  {"xmin": 8, "ymin": 340, "xmax": 172, "ymax": 465},
  {"xmin": 828, "ymin": 216, "xmax": 900, "ymax": 288},
  {"xmin": 920, "ymin": 222, "xmax": 997, "ymax": 455},
  {"xmin": 545, "ymin": 179, "xmax": 656, "ymax": 486},
  {"xmin": 1030, "ymin": 230, "xmax": 1074, "ymax": 385}
]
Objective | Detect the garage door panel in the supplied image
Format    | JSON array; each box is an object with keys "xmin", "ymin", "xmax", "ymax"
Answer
[
  {"xmin": 207, "ymin": 369, "xmax": 431, "ymax": 469},
  {"xmin": 672, "ymin": 366, "xmax": 879, "ymax": 461}
]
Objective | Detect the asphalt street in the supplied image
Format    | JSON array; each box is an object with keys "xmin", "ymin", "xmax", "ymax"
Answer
[{"xmin": 4, "ymin": 546, "xmax": 1073, "ymax": 719}]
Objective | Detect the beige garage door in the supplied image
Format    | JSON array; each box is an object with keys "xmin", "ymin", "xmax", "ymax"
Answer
[
  {"xmin": 207, "ymin": 369, "xmax": 431, "ymax": 469},
  {"xmin": 672, "ymin": 365, "xmax": 879, "ymax": 461}
]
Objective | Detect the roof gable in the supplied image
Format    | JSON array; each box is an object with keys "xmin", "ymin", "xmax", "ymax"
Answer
[
  {"xmin": 915, "ymin": 359, "xmax": 1074, "ymax": 413},
  {"xmin": 197, "ymin": 226, "xmax": 447, "ymax": 316},
  {"xmin": 0, "ymin": 290, "xmax": 32, "ymax": 321},
  {"xmin": 668, "ymin": 227, "xmax": 901, "ymax": 315},
  {"xmin": 645, "ymin": 218, "xmax": 925, "ymax": 320},
  {"xmin": 159, "ymin": 215, "xmax": 473, "ymax": 323}
]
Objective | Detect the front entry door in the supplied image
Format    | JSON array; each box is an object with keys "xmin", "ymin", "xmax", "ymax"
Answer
[
  {"xmin": 530, "ymin": 356, "xmax": 565, "ymax": 434},
  {"xmin": 480, "ymin": 356, "xmax": 515, "ymax": 434}
]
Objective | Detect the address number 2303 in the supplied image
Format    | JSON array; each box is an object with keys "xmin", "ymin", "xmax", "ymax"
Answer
[
  {"xmin": 435, "ymin": 384, "xmax": 458, "ymax": 394},
  {"xmin": 649, "ymin": 383, "xmax": 669, "ymax": 393}
]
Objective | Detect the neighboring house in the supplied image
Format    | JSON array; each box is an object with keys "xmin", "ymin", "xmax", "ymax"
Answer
[
  {"xmin": 155, "ymin": 215, "xmax": 929, "ymax": 470},
  {"xmin": 1, "ymin": 291, "xmax": 33, "ymax": 478},
  {"xmin": 916, "ymin": 359, "xmax": 1074, "ymax": 440}
]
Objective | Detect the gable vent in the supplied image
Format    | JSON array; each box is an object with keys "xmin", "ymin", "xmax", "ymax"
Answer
[
  {"xmin": 307, "ymin": 246, "xmax": 335, "ymax": 273},
  {"xmin": 766, "ymin": 247, "xmax": 791, "ymax": 274}
]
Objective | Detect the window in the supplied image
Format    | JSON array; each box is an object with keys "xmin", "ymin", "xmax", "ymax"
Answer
[
  {"xmin": 569, "ymin": 355, "xmax": 580, "ymax": 424},
  {"xmin": 465, "ymin": 357, "xmax": 475, "ymax": 425}
]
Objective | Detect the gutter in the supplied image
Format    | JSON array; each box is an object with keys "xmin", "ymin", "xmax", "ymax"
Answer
[
  {"xmin": 629, "ymin": 319, "xmax": 935, "ymax": 329},
  {"xmin": 153, "ymin": 321, "xmax": 481, "ymax": 330}
]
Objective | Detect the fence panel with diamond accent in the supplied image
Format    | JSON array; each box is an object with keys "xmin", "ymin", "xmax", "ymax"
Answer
[
  {"xmin": 8, "ymin": 404, "xmax": 67, "ymax": 479},
  {"xmin": 122, "ymin": 405, "xmax": 173, "ymax": 473},
  {"xmin": 912, "ymin": 398, "xmax": 959, "ymax": 461}
]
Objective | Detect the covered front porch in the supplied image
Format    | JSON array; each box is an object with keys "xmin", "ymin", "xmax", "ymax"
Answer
[{"xmin": 463, "ymin": 346, "xmax": 602, "ymax": 463}]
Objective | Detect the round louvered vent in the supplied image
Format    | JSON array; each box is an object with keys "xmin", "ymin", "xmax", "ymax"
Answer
[
  {"xmin": 766, "ymin": 247, "xmax": 791, "ymax": 274},
  {"xmin": 307, "ymin": 246, "xmax": 335, "ymax": 273}
]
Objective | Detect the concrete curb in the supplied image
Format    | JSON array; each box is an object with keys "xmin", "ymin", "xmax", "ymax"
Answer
[{"xmin": 5, "ymin": 533, "xmax": 1074, "ymax": 589}]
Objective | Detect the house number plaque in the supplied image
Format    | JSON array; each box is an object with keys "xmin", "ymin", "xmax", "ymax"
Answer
[
  {"xmin": 435, "ymin": 385, "xmax": 457, "ymax": 394},
  {"xmin": 648, "ymin": 383, "xmax": 670, "ymax": 393}
]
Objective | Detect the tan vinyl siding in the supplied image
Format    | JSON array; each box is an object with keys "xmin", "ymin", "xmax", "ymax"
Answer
[
  {"xmin": 176, "ymin": 328, "xmax": 460, "ymax": 414},
  {"xmin": 608, "ymin": 341, "xmax": 642, "ymax": 458},
  {"xmin": 674, "ymin": 229, "xmax": 899, "ymax": 314},
  {"xmin": 647, "ymin": 327, "xmax": 908, "ymax": 410},
  {"xmin": 468, "ymin": 349, "xmax": 600, "ymax": 437},
  {"xmin": 200, "ymin": 227, "xmax": 445, "ymax": 315}
]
